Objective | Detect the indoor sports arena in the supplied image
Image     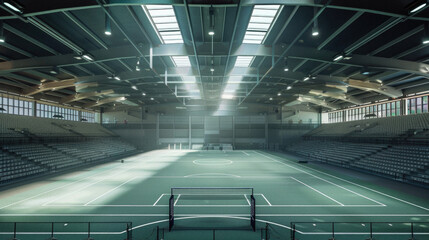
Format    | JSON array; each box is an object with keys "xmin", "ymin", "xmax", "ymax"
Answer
[{"xmin": 0, "ymin": 0, "xmax": 429, "ymax": 239}]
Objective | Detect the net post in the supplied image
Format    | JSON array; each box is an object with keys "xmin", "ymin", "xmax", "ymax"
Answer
[
  {"xmin": 369, "ymin": 222, "xmax": 373, "ymax": 240},
  {"xmin": 265, "ymin": 223, "xmax": 269, "ymax": 240},
  {"xmin": 169, "ymin": 195, "xmax": 174, "ymax": 231},
  {"xmin": 250, "ymin": 194, "xmax": 256, "ymax": 231},
  {"xmin": 51, "ymin": 222, "xmax": 54, "ymax": 239},
  {"xmin": 126, "ymin": 222, "xmax": 132, "ymax": 240},
  {"xmin": 290, "ymin": 223, "xmax": 295, "ymax": 240},
  {"xmin": 157, "ymin": 226, "xmax": 159, "ymax": 240},
  {"xmin": 13, "ymin": 222, "xmax": 17, "ymax": 240}
]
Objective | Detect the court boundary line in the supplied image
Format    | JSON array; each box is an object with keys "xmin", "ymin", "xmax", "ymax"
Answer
[
  {"xmin": 1, "ymin": 213, "xmax": 429, "ymax": 217},
  {"xmin": 37, "ymin": 204, "xmax": 386, "ymax": 208},
  {"xmin": 244, "ymin": 194, "xmax": 250, "ymax": 206},
  {"xmin": 153, "ymin": 194, "xmax": 165, "ymax": 206},
  {"xmin": 254, "ymin": 151, "xmax": 387, "ymax": 207},
  {"xmin": 0, "ymin": 160, "xmax": 127, "ymax": 210},
  {"xmin": 289, "ymin": 176, "xmax": 344, "ymax": 206},
  {"xmin": 256, "ymin": 151, "xmax": 429, "ymax": 211},
  {"xmin": 261, "ymin": 194, "xmax": 272, "ymax": 206},
  {"xmin": 42, "ymin": 165, "xmax": 137, "ymax": 207},
  {"xmin": 84, "ymin": 176, "xmax": 139, "ymax": 206}
]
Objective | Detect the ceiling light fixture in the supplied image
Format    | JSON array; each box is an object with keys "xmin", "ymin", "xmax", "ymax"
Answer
[
  {"xmin": 49, "ymin": 66, "xmax": 60, "ymax": 75},
  {"xmin": 132, "ymin": 85, "xmax": 138, "ymax": 90},
  {"xmin": 284, "ymin": 58, "xmax": 289, "ymax": 71},
  {"xmin": 3, "ymin": 1, "xmax": 22, "ymax": 13},
  {"xmin": 208, "ymin": 6, "xmax": 215, "ymax": 36},
  {"xmin": 333, "ymin": 53, "xmax": 344, "ymax": 62},
  {"xmin": 114, "ymin": 76, "xmax": 121, "ymax": 81},
  {"xmin": 0, "ymin": 21, "xmax": 4, "ymax": 43},
  {"xmin": 104, "ymin": 11, "xmax": 112, "ymax": 35},
  {"xmin": 287, "ymin": 86, "xmax": 292, "ymax": 90},
  {"xmin": 303, "ymin": 76, "xmax": 310, "ymax": 81},
  {"xmin": 210, "ymin": 67, "xmax": 215, "ymax": 72},
  {"xmin": 136, "ymin": 57, "xmax": 142, "ymax": 71},
  {"xmin": 150, "ymin": 97, "xmax": 154, "ymax": 100},
  {"xmin": 312, "ymin": 8, "xmax": 319, "ymax": 36},
  {"xmin": 361, "ymin": 67, "xmax": 370, "ymax": 75},
  {"xmin": 269, "ymin": 97, "xmax": 273, "ymax": 101},
  {"xmin": 423, "ymin": 23, "xmax": 429, "ymax": 44},
  {"xmin": 142, "ymin": 92, "xmax": 146, "ymax": 96},
  {"xmin": 312, "ymin": 26, "xmax": 319, "ymax": 36},
  {"xmin": 277, "ymin": 92, "xmax": 281, "ymax": 96},
  {"xmin": 409, "ymin": 0, "xmax": 427, "ymax": 13},
  {"xmin": 82, "ymin": 53, "xmax": 94, "ymax": 61}
]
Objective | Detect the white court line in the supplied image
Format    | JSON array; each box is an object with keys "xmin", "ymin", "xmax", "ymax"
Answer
[
  {"xmin": 290, "ymin": 177, "xmax": 344, "ymax": 206},
  {"xmin": 0, "ymin": 161, "xmax": 125, "ymax": 210},
  {"xmin": 261, "ymin": 194, "xmax": 272, "ymax": 206},
  {"xmin": 1, "ymin": 213, "xmax": 429, "ymax": 217},
  {"xmin": 254, "ymin": 151, "xmax": 386, "ymax": 207},
  {"xmin": 43, "ymin": 165, "xmax": 137, "ymax": 206},
  {"xmin": 242, "ymin": 151, "xmax": 250, "ymax": 156},
  {"xmin": 41, "ymin": 204, "xmax": 384, "ymax": 208},
  {"xmin": 258, "ymin": 151, "xmax": 429, "ymax": 211},
  {"xmin": 174, "ymin": 194, "xmax": 181, "ymax": 206},
  {"xmin": 153, "ymin": 194, "xmax": 165, "ymax": 206},
  {"xmin": 244, "ymin": 194, "xmax": 251, "ymax": 206},
  {"xmin": 84, "ymin": 176, "xmax": 138, "ymax": 206}
]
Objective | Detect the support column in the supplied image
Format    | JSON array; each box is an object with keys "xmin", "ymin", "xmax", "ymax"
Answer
[
  {"xmin": 32, "ymin": 101, "xmax": 37, "ymax": 117},
  {"xmin": 401, "ymin": 98, "xmax": 407, "ymax": 116},
  {"xmin": 265, "ymin": 113, "xmax": 268, "ymax": 150},
  {"xmin": 189, "ymin": 115, "xmax": 192, "ymax": 150},
  {"xmin": 78, "ymin": 110, "xmax": 82, "ymax": 122},
  {"xmin": 156, "ymin": 113, "xmax": 160, "ymax": 147},
  {"xmin": 232, "ymin": 116, "xmax": 236, "ymax": 149}
]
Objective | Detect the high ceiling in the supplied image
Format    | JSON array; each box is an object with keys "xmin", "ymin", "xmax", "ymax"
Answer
[{"xmin": 0, "ymin": 0, "xmax": 428, "ymax": 112}]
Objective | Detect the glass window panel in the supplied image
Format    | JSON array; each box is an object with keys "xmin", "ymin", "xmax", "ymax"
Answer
[
  {"xmin": 252, "ymin": 9, "xmax": 278, "ymax": 17},
  {"xmin": 247, "ymin": 23, "xmax": 271, "ymax": 31},
  {"xmin": 249, "ymin": 16, "xmax": 275, "ymax": 23},
  {"xmin": 152, "ymin": 16, "xmax": 178, "ymax": 24},
  {"xmin": 148, "ymin": 9, "xmax": 175, "ymax": 17}
]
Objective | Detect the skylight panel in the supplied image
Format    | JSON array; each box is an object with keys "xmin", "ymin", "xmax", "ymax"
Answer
[
  {"xmin": 243, "ymin": 5, "xmax": 280, "ymax": 44},
  {"xmin": 235, "ymin": 56, "xmax": 253, "ymax": 67},
  {"xmin": 143, "ymin": 5, "xmax": 184, "ymax": 44},
  {"xmin": 172, "ymin": 56, "xmax": 191, "ymax": 67}
]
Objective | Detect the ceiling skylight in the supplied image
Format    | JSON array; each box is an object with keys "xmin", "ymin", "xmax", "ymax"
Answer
[
  {"xmin": 243, "ymin": 5, "xmax": 280, "ymax": 44},
  {"xmin": 143, "ymin": 5, "xmax": 184, "ymax": 44},
  {"xmin": 172, "ymin": 56, "xmax": 191, "ymax": 67},
  {"xmin": 235, "ymin": 56, "xmax": 254, "ymax": 67}
]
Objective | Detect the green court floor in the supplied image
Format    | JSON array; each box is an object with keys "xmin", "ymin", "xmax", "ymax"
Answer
[{"xmin": 0, "ymin": 150, "xmax": 428, "ymax": 240}]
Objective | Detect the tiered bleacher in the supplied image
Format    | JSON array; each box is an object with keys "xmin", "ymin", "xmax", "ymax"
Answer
[
  {"xmin": 306, "ymin": 113, "xmax": 429, "ymax": 139},
  {"xmin": 48, "ymin": 139, "xmax": 136, "ymax": 163},
  {"xmin": 287, "ymin": 140, "xmax": 387, "ymax": 166},
  {"xmin": 0, "ymin": 151, "xmax": 46, "ymax": 182},
  {"xmin": 285, "ymin": 113, "xmax": 429, "ymax": 187},
  {"xmin": 3, "ymin": 144, "xmax": 82, "ymax": 170},
  {"xmin": 0, "ymin": 114, "xmax": 138, "ymax": 185},
  {"xmin": 0, "ymin": 114, "xmax": 116, "ymax": 139},
  {"xmin": 352, "ymin": 145, "xmax": 429, "ymax": 179}
]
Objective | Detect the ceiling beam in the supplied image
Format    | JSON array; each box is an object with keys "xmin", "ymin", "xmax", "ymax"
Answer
[
  {"xmin": 83, "ymin": 96, "xmax": 126, "ymax": 108},
  {"xmin": 1, "ymin": 43, "xmax": 428, "ymax": 77},
  {"xmin": 60, "ymin": 90, "xmax": 115, "ymax": 104}
]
